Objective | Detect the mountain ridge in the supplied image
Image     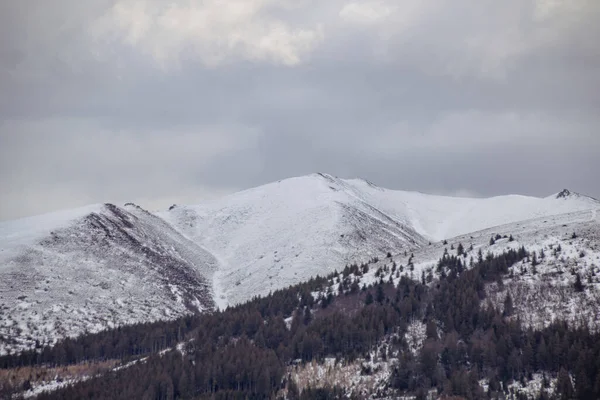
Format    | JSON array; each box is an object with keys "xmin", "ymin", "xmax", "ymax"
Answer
[
  {"xmin": 159, "ymin": 173, "xmax": 599, "ymax": 305},
  {"xmin": 1, "ymin": 173, "xmax": 599, "ymax": 354}
]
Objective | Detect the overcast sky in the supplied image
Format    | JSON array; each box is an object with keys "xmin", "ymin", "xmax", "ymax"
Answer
[{"xmin": 1, "ymin": 0, "xmax": 599, "ymax": 220}]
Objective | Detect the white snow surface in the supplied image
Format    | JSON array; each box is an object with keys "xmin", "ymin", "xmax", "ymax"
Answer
[
  {"xmin": 22, "ymin": 377, "xmax": 91, "ymax": 399},
  {"xmin": 1, "ymin": 173, "xmax": 599, "ymax": 353},
  {"xmin": 160, "ymin": 173, "xmax": 599, "ymax": 306}
]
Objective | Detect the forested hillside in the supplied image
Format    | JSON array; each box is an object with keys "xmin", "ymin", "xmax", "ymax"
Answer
[{"xmin": 2, "ymin": 248, "xmax": 599, "ymax": 399}]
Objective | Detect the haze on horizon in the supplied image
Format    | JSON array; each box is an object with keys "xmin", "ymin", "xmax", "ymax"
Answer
[{"xmin": 1, "ymin": 0, "xmax": 599, "ymax": 220}]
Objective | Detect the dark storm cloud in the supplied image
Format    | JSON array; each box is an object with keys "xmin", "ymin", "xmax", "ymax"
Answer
[{"xmin": 1, "ymin": 0, "xmax": 599, "ymax": 219}]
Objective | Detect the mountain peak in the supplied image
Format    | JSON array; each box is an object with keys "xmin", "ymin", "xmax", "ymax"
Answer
[
  {"xmin": 313, "ymin": 173, "xmax": 379, "ymax": 188},
  {"xmin": 551, "ymin": 189, "xmax": 600, "ymax": 205},
  {"xmin": 556, "ymin": 189, "xmax": 573, "ymax": 199},
  {"xmin": 314, "ymin": 172, "xmax": 339, "ymax": 181}
]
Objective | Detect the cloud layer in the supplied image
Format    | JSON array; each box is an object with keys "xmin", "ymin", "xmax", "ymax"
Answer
[
  {"xmin": 1, "ymin": 0, "xmax": 599, "ymax": 219},
  {"xmin": 90, "ymin": 0, "xmax": 325, "ymax": 68}
]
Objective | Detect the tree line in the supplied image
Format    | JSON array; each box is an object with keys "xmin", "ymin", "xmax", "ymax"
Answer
[{"xmin": 1, "ymin": 246, "xmax": 599, "ymax": 399}]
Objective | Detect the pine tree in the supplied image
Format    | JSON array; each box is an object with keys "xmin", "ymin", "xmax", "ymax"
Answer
[
  {"xmin": 457, "ymin": 243, "xmax": 464, "ymax": 256},
  {"xmin": 574, "ymin": 273, "xmax": 585, "ymax": 292},
  {"xmin": 503, "ymin": 292, "xmax": 514, "ymax": 317},
  {"xmin": 376, "ymin": 285, "xmax": 385, "ymax": 304},
  {"xmin": 303, "ymin": 307, "xmax": 312, "ymax": 325},
  {"xmin": 557, "ymin": 367, "xmax": 574, "ymax": 400},
  {"xmin": 531, "ymin": 252, "xmax": 538, "ymax": 267},
  {"xmin": 426, "ymin": 320, "xmax": 438, "ymax": 340},
  {"xmin": 537, "ymin": 337, "xmax": 549, "ymax": 370},
  {"xmin": 365, "ymin": 292, "xmax": 374, "ymax": 305}
]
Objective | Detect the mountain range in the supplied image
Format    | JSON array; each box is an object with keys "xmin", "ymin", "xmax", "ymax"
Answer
[{"xmin": 1, "ymin": 173, "xmax": 599, "ymax": 355}]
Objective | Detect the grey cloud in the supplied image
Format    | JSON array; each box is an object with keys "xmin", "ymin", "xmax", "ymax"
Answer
[{"xmin": 1, "ymin": 0, "xmax": 599, "ymax": 220}]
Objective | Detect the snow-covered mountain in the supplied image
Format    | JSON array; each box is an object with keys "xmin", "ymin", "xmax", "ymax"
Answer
[
  {"xmin": 1, "ymin": 172, "xmax": 599, "ymax": 354},
  {"xmin": 160, "ymin": 173, "xmax": 599, "ymax": 306},
  {"xmin": 159, "ymin": 173, "xmax": 428, "ymax": 307},
  {"xmin": 0, "ymin": 203, "xmax": 216, "ymax": 354}
]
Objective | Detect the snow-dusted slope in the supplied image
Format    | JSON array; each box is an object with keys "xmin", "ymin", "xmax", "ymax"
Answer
[
  {"xmin": 159, "ymin": 174, "xmax": 427, "ymax": 307},
  {"xmin": 339, "ymin": 178, "xmax": 599, "ymax": 241},
  {"xmin": 160, "ymin": 173, "xmax": 599, "ymax": 306},
  {"xmin": 0, "ymin": 203, "xmax": 217, "ymax": 355},
  {"xmin": 307, "ymin": 206, "xmax": 600, "ymax": 338},
  {"xmin": 1, "ymin": 173, "xmax": 598, "ymax": 354}
]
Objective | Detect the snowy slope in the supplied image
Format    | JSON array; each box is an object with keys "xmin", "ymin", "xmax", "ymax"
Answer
[
  {"xmin": 160, "ymin": 173, "xmax": 599, "ymax": 306},
  {"xmin": 340, "ymin": 178, "xmax": 599, "ymax": 241},
  {"xmin": 1, "ymin": 172, "xmax": 598, "ymax": 354},
  {"xmin": 159, "ymin": 173, "xmax": 427, "ymax": 307},
  {"xmin": 0, "ymin": 203, "xmax": 217, "ymax": 355},
  {"xmin": 314, "ymin": 207, "xmax": 600, "ymax": 332}
]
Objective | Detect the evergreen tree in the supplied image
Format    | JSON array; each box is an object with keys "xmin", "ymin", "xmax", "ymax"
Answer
[
  {"xmin": 503, "ymin": 292, "xmax": 514, "ymax": 317},
  {"xmin": 574, "ymin": 273, "xmax": 585, "ymax": 292},
  {"xmin": 426, "ymin": 320, "xmax": 438, "ymax": 340},
  {"xmin": 376, "ymin": 284, "xmax": 385, "ymax": 304},
  {"xmin": 303, "ymin": 307, "xmax": 312, "ymax": 325},
  {"xmin": 556, "ymin": 367, "xmax": 574, "ymax": 400}
]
